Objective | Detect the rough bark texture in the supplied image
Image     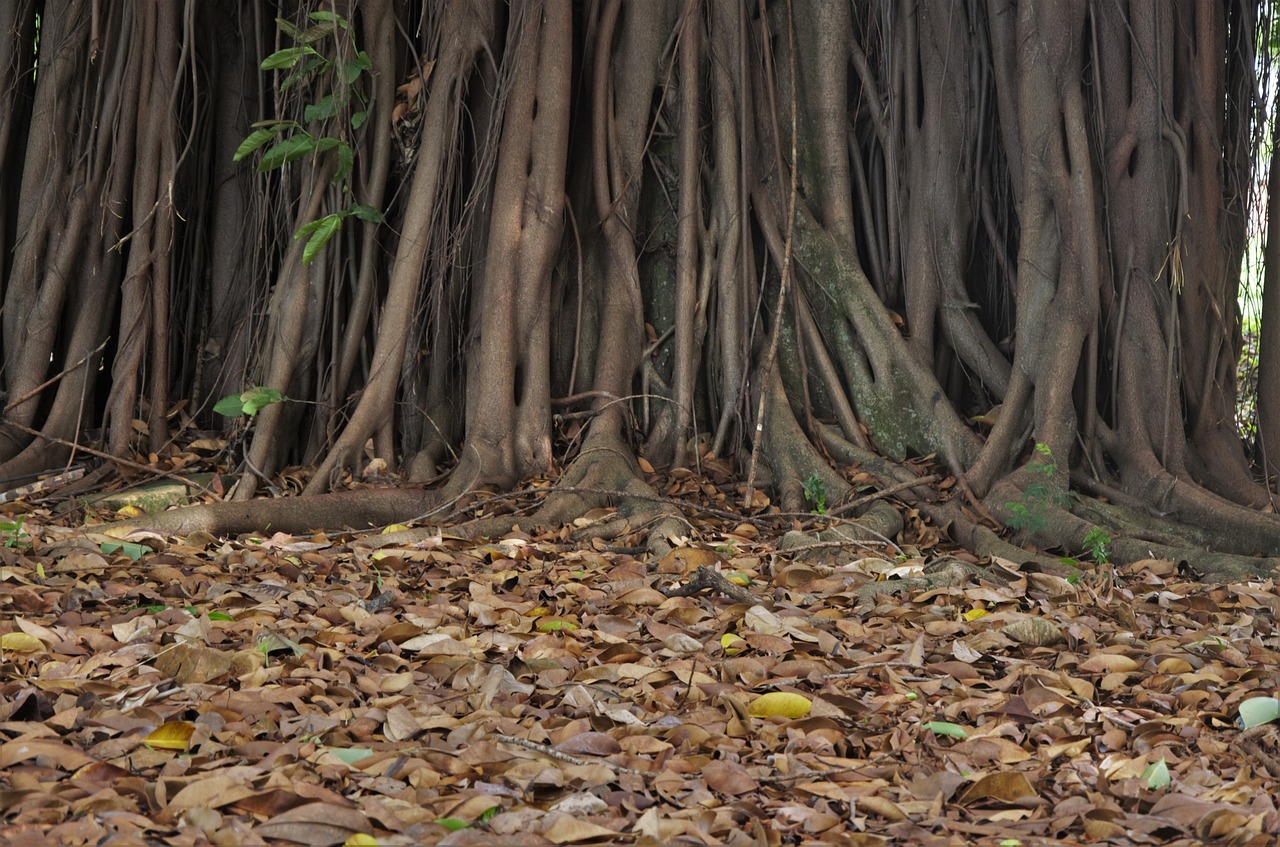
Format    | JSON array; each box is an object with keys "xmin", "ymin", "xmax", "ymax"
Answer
[{"xmin": 2, "ymin": 1, "xmax": 1277, "ymax": 578}]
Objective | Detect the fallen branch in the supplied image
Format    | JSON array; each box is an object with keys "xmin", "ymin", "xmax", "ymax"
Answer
[
  {"xmin": 0, "ymin": 465, "xmax": 87, "ymax": 504},
  {"xmin": 493, "ymin": 733, "xmax": 652, "ymax": 778},
  {"xmin": 661, "ymin": 564, "xmax": 766, "ymax": 607}
]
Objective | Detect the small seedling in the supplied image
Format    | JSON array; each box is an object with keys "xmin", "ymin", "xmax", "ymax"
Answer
[
  {"xmin": 0, "ymin": 516, "xmax": 29, "ymax": 548},
  {"xmin": 802, "ymin": 473, "xmax": 828, "ymax": 514},
  {"xmin": 1005, "ymin": 442, "xmax": 1069, "ymax": 532},
  {"xmin": 1083, "ymin": 527, "xmax": 1111, "ymax": 565}
]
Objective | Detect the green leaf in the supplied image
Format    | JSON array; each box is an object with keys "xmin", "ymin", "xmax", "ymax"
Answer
[
  {"xmin": 342, "ymin": 61, "xmax": 364, "ymax": 86},
  {"xmin": 334, "ymin": 143, "xmax": 354, "ymax": 183},
  {"xmin": 300, "ymin": 214, "xmax": 343, "ymax": 265},
  {"xmin": 260, "ymin": 46, "xmax": 309, "ymax": 70},
  {"xmin": 214, "ymin": 393, "xmax": 248, "ymax": 417},
  {"xmin": 309, "ymin": 10, "xmax": 351, "ymax": 29},
  {"xmin": 353, "ymin": 51, "xmax": 373, "ymax": 72},
  {"xmin": 322, "ymin": 747, "xmax": 374, "ymax": 766},
  {"xmin": 1238, "ymin": 696, "xmax": 1280, "ymax": 728},
  {"xmin": 240, "ymin": 386, "xmax": 286, "ymax": 415},
  {"xmin": 536, "ymin": 619, "xmax": 578, "ymax": 632},
  {"xmin": 294, "ymin": 216, "xmax": 330, "ymax": 239},
  {"xmin": 921, "ymin": 721, "xmax": 968, "ymax": 739},
  {"xmin": 1141, "ymin": 758, "xmax": 1171, "ymax": 790},
  {"xmin": 233, "ymin": 128, "xmax": 281, "ymax": 162},
  {"xmin": 274, "ymin": 17, "xmax": 304, "ymax": 41},
  {"xmin": 349, "ymin": 204, "xmax": 384, "ymax": 224},
  {"xmin": 281, "ymin": 57, "xmax": 327, "ymax": 91},
  {"xmin": 351, "ymin": 110, "xmax": 367, "ymax": 130},
  {"xmin": 257, "ymin": 630, "xmax": 306, "ymax": 657},
  {"xmin": 305, "ymin": 94, "xmax": 342, "ymax": 123},
  {"xmin": 299, "ymin": 22, "xmax": 336, "ymax": 43},
  {"xmin": 207, "ymin": 611, "xmax": 235, "ymax": 622},
  {"xmin": 435, "ymin": 819, "xmax": 470, "ymax": 833},
  {"xmin": 101, "ymin": 541, "xmax": 152, "ymax": 561},
  {"xmin": 259, "ymin": 133, "xmax": 317, "ymax": 171},
  {"xmin": 249, "ymin": 119, "xmax": 298, "ymax": 130}
]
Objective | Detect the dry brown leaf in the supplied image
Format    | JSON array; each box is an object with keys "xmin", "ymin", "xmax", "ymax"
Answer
[
  {"xmin": 956, "ymin": 771, "xmax": 1039, "ymax": 806},
  {"xmin": 542, "ymin": 813, "xmax": 623, "ymax": 844}
]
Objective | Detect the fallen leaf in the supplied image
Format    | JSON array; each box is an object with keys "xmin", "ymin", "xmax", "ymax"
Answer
[
  {"xmin": 748, "ymin": 692, "xmax": 812, "ymax": 719},
  {"xmin": 144, "ymin": 721, "xmax": 196, "ymax": 751}
]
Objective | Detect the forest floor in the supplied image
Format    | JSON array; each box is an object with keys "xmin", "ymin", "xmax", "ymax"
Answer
[{"xmin": 2, "ymin": 456, "xmax": 1280, "ymax": 846}]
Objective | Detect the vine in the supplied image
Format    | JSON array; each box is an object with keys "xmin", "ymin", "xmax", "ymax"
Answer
[{"xmin": 232, "ymin": 10, "xmax": 382, "ymax": 263}]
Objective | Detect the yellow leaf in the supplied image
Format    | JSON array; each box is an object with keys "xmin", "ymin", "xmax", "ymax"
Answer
[
  {"xmin": 537, "ymin": 618, "xmax": 578, "ymax": 632},
  {"xmin": 144, "ymin": 721, "xmax": 196, "ymax": 751},
  {"xmin": 116, "ymin": 505, "xmax": 143, "ymax": 518},
  {"xmin": 382, "ymin": 524, "xmax": 410, "ymax": 534},
  {"xmin": 748, "ymin": 692, "xmax": 812, "ymax": 719},
  {"xmin": 725, "ymin": 572, "xmax": 751, "ymax": 587},
  {"xmin": 344, "ymin": 835, "xmax": 379, "ymax": 847},
  {"xmin": 0, "ymin": 632, "xmax": 45, "ymax": 652},
  {"xmin": 962, "ymin": 608, "xmax": 989, "ymax": 621},
  {"xmin": 721, "ymin": 634, "xmax": 747, "ymax": 655}
]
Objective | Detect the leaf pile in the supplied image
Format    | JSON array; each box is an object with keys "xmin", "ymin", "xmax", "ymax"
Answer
[{"xmin": 2, "ymin": 481, "xmax": 1280, "ymax": 845}]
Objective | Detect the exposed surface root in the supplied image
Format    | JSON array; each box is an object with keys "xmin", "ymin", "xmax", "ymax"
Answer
[
  {"xmin": 120, "ymin": 488, "xmax": 437, "ymax": 537},
  {"xmin": 985, "ymin": 478, "xmax": 1280, "ymax": 580}
]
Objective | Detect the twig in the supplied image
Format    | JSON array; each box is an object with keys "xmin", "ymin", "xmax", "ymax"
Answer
[
  {"xmin": 0, "ymin": 466, "xmax": 87, "ymax": 504},
  {"xmin": 4, "ymin": 421, "xmax": 207, "ymax": 490},
  {"xmin": 661, "ymin": 564, "xmax": 766, "ymax": 606},
  {"xmin": 776, "ymin": 536, "xmax": 897, "ymax": 556},
  {"xmin": 758, "ymin": 661, "xmax": 938, "ymax": 689},
  {"xmin": 826, "ymin": 475, "xmax": 940, "ymax": 517},
  {"xmin": 493, "ymin": 733, "xmax": 651, "ymax": 778},
  {"xmin": 4, "ymin": 338, "xmax": 109, "ymax": 412}
]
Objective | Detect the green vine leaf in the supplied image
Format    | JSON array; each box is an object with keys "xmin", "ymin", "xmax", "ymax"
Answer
[
  {"xmin": 232, "ymin": 128, "xmax": 280, "ymax": 162},
  {"xmin": 259, "ymin": 133, "xmax": 318, "ymax": 170},
  {"xmin": 349, "ymin": 204, "xmax": 383, "ymax": 223},
  {"xmin": 309, "ymin": 10, "xmax": 351, "ymax": 30},
  {"xmin": 334, "ymin": 143, "xmax": 354, "ymax": 182},
  {"xmin": 305, "ymin": 94, "xmax": 343, "ymax": 123},
  {"xmin": 260, "ymin": 46, "xmax": 313, "ymax": 70},
  {"xmin": 299, "ymin": 214, "xmax": 343, "ymax": 265},
  {"xmin": 274, "ymin": 17, "xmax": 305, "ymax": 41},
  {"xmin": 214, "ymin": 386, "xmax": 286, "ymax": 417}
]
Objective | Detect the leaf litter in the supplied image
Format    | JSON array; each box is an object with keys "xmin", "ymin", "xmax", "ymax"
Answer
[{"xmin": 2, "ymin": 463, "xmax": 1280, "ymax": 846}]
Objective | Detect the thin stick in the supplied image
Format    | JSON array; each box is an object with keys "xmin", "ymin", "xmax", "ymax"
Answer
[
  {"xmin": 662, "ymin": 564, "xmax": 765, "ymax": 606},
  {"xmin": 5, "ymin": 421, "xmax": 207, "ymax": 490},
  {"xmin": 493, "ymin": 734, "xmax": 651, "ymax": 778},
  {"xmin": 4, "ymin": 338, "xmax": 109, "ymax": 413},
  {"xmin": 825, "ymin": 475, "xmax": 939, "ymax": 517},
  {"xmin": 759, "ymin": 661, "xmax": 941, "ymax": 689}
]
